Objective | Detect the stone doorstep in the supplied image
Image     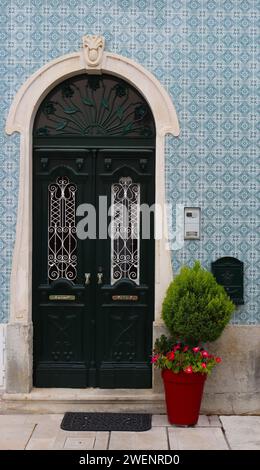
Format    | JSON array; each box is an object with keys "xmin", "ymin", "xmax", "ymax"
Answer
[
  {"xmin": 0, "ymin": 388, "xmax": 166, "ymax": 414},
  {"xmin": 2, "ymin": 388, "xmax": 164, "ymax": 401}
]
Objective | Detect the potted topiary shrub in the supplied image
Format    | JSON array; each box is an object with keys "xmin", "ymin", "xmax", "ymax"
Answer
[{"xmin": 152, "ymin": 260, "xmax": 235, "ymax": 425}]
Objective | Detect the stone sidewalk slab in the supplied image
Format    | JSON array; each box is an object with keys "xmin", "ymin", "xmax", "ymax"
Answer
[
  {"xmin": 168, "ymin": 427, "xmax": 229, "ymax": 450},
  {"xmin": 109, "ymin": 427, "xmax": 168, "ymax": 450},
  {"xmin": 0, "ymin": 414, "xmax": 31, "ymax": 425},
  {"xmin": 54, "ymin": 431, "xmax": 109, "ymax": 450},
  {"xmin": 64, "ymin": 436, "xmax": 96, "ymax": 450},
  {"xmin": 152, "ymin": 414, "xmax": 221, "ymax": 427},
  {"xmin": 220, "ymin": 416, "xmax": 260, "ymax": 450},
  {"xmin": 26, "ymin": 437, "xmax": 57, "ymax": 450},
  {"xmin": 0, "ymin": 423, "xmax": 36, "ymax": 450}
]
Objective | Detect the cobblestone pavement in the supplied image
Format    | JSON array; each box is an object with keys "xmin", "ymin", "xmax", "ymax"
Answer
[{"xmin": 0, "ymin": 414, "xmax": 259, "ymax": 450}]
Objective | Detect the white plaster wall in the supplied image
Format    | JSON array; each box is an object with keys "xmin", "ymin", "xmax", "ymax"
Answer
[{"xmin": 0, "ymin": 325, "xmax": 6, "ymax": 389}]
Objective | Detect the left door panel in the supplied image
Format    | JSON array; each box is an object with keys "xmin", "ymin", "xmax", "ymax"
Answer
[{"xmin": 33, "ymin": 149, "xmax": 95, "ymax": 387}]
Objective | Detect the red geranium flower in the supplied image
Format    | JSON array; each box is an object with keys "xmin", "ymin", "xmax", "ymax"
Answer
[
  {"xmin": 201, "ymin": 351, "xmax": 209, "ymax": 358},
  {"xmin": 184, "ymin": 366, "xmax": 193, "ymax": 374},
  {"xmin": 151, "ymin": 354, "xmax": 159, "ymax": 364},
  {"xmin": 166, "ymin": 351, "xmax": 175, "ymax": 361},
  {"xmin": 192, "ymin": 346, "xmax": 200, "ymax": 353},
  {"xmin": 201, "ymin": 363, "xmax": 207, "ymax": 368},
  {"xmin": 215, "ymin": 357, "xmax": 222, "ymax": 363},
  {"xmin": 183, "ymin": 346, "xmax": 189, "ymax": 352}
]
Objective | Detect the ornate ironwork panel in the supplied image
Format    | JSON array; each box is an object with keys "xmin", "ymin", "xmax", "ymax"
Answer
[
  {"xmin": 111, "ymin": 177, "xmax": 140, "ymax": 285},
  {"xmin": 48, "ymin": 176, "xmax": 77, "ymax": 282},
  {"xmin": 34, "ymin": 74, "xmax": 155, "ymax": 138}
]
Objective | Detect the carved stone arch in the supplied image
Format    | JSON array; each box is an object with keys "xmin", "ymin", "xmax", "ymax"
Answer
[{"xmin": 5, "ymin": 36, "xmax": 180, "ymax": 393}]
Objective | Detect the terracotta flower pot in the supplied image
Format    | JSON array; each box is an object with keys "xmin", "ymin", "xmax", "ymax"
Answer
[{"xmin": 162, "ymin": 369, "xmax": 207, "ymax": 425}]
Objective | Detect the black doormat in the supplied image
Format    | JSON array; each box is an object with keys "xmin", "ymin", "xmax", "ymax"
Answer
[{"xmin": 60, "ymin": 412, "xmax": 152, "ymax": 432}]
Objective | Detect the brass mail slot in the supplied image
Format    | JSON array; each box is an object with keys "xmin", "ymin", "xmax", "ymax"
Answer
[
  {"xmin": 112, "ymin": 295, "xmax": 138, "ymax": 301},
  {"xmin": 49, "ymin": 295, "xmax": 75, "ymax": 301}
]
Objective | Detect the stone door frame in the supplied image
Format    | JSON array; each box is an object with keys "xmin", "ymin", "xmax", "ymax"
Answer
[{"xmin": 5, "ymin": 36, "xmax": 179, "ymax": 392}]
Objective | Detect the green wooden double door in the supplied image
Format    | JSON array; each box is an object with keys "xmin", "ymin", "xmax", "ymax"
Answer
[{"xmin": 33, "ymin": 147, "xmax": 155, "ymax": 388}]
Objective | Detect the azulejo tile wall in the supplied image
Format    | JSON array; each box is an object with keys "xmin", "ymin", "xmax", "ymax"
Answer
[{"xmin": 0, "ymin": 0, "xmax": 258, "ymax": 324}]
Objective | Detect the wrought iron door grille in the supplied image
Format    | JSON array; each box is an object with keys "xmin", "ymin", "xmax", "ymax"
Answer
[
  {"xmin": 111, "ymin": 176, "xmax": 140, "ymax": 285},
  {"xmin": 48, "ymin": 176, "xmax": 77, "ymax": 282}
]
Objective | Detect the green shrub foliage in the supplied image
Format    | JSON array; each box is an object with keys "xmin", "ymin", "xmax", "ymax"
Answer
[{"xmin": 162, "ymin": 261, "xmax": 235, "ymax": 344}]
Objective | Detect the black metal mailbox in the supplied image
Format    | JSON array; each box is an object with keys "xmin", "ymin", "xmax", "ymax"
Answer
[{"xmin": 211, "ymin": 257, "xmax": 244, "ymax": 305}]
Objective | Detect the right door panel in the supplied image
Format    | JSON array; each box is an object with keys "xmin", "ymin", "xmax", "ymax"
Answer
[{"xmin": 95, "ymin": 149, "xmax": 155, "ymax": 388}]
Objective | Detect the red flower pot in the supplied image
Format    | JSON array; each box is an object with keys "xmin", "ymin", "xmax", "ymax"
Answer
[{"xmin": 162, "ymin": 369, "xmax": 207, "ymax": 425}]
